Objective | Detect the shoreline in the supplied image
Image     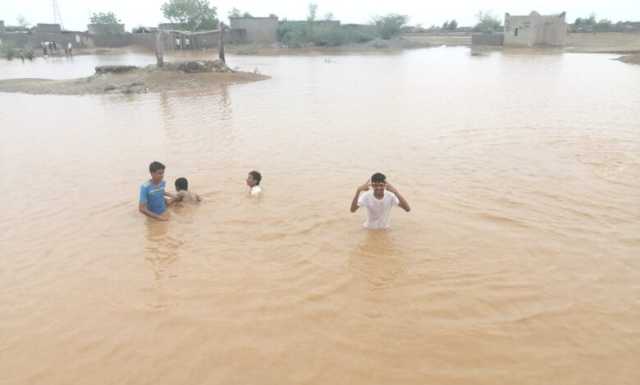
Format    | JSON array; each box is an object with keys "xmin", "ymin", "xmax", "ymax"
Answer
[{"xmin": 0, "ymin": 63, "xmax": 269, "ymax": 95}]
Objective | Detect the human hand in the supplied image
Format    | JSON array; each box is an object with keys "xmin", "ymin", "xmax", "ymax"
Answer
[{"xmin": 358, "ymin": 180, "xmax": 371, "ymax": 192}]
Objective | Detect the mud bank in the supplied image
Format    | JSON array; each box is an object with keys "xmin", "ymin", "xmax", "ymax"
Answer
[
  {"xmin": 0, "ymin": 60, "xmax": 268, "ymax": 95},
  {"xmin": 615, "ymin": 54, "xmax": 640, "ymax": 65}
]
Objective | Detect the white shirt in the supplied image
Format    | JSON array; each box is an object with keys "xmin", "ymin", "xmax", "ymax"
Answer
[
  {"xmin": 357, "ymin": 190, "xmax": 400, "ymax": 229},
  {"xmin": 250, "ymin": 185, "xmax": 262, "ymax": 196}
]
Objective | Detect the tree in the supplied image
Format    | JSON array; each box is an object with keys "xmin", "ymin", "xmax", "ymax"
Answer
[
  {"xmin": 474, "ymin": 11, "xmax": 502, "ymax": 33},
  {"xmin": 324, "ymin": 12, "xmax": 334, "ymax": 21},
  {"xmin": 372, "ymin": 14, "xmax": 408, "ymax": 39},
  {"xmin": 228, "ymin": 8, "xmax": 241, "ymax": 18},
  {"xmin": 595, "ymin": 19, "xmax": 612, "ymax": 32},
  {"xmin": 16, "ymin": 15, "xmax": 31, "ymax": 28},
  {"xmin": 307, "ymin": 3, "xmax": 318, "ymax": 22},
  {"xmin": 448, "ymin": 19, "xmax": 458, "ymax": 30},
  {"xmin": 90, "ymin": 12, "xmax": 121, "ymax": 24},
  {"xmin": 161, "ymin": 0, "xmax": 218, "ymax": 31}
]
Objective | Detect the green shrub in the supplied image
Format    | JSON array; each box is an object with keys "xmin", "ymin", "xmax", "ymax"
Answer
[
  {"xmin": 278, "ymin": 22, "xmax": 378, "ymax": 47},
  {"xmin": 372, "ymin": 14, "xmax": 408, "ymax": 40}
]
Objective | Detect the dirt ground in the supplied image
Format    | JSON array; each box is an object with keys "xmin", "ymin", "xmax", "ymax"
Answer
[
  {"xmin": 402, "ymin": 32, "xmax": 640, "ymax": 54},
  {"xmin": 402, "ymin": 33, "xmax": 472, "ymax": 47},
  {"xmin": 615, "ymin": 53, "xmax": 640, "ymax": 65},
  {"xmin": 565, "ymin": 32, "xmax": 640, "ymax": 53},
  {"xmin": 0, "ymin": 66, "xmax": 268, "ymax": 95}
]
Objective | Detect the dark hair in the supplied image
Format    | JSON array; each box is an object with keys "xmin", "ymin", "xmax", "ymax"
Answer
[
  {"xmin": 371, "ymin": 172, "xmax": 386, "ymax": 183},
  {"xmin": 249, "ymin": 170, "xmax": 262, "ymax": 185},
  {"xmin": 149, "ymin": 161, "xmax": 165, "ymax": 173},
  {"xmin": 175, "ymin": 177, "xmax": 188, "ymax": 191}
]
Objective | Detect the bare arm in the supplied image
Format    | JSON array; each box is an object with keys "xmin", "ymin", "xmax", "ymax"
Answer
[
  {"xmin": 350, "ymin": 181, "xmax": 370, "ymax": 213},
  {"xmin": 139, "ymin": 203, "xmax": 168, "ymax": 221},
  {"xmin": 386, "ymin": 183, "xmax": 411, "ymax": 212},
  {"xmin": 164, "ymin": 191, "xmax": 182, "ymax": 206}
]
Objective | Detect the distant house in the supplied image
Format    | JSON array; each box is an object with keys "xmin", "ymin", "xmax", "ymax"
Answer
[
  {"xmin": 35, "ymin": 23, "xmax": 62, "ymax": 33},
  {"xmin": 504, "ymin": 11, "xmax": 567, "ymax": 47},
  {"xmin": 229, "ymin": 16, "xmax": 279, "ymax": 44},
  {"xmin": 282, "ymin": 20, "xmax": 341, "ymax": 29},
  {"xmin": 158, "ymin": 23, "xmax": 188, "ymax": 31},
  {"xmin": 88, "ymin": 23, "xmax": 126, "ymax": 35}
]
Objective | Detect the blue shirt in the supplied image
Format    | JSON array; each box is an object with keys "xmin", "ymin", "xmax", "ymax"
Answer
[{"xmin": 139, "ymin": 180, "xmax": 166, "ymax": 215}]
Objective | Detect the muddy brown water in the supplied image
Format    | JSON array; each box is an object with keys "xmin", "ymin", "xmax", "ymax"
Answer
[{"xmin": 1, "ymin": 48, "xmax": 639, "ymax": 385}]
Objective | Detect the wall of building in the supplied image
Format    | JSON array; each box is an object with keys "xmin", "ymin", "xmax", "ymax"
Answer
[
  {"xmin": 35, "ymin": 23, "xmax": 62, "ymax": 33},
  {"xmin": 229, "ymin": 17, "xmax": 278, "ymax": 44},
  {"xmin": 538, "ymin": 15, "xmax": 567, "ymax": 46},
  {"xmin": 284, "ymin": 20, "xmax": 341, "ymax": 28},
  {"xmin": 0, "ymin": 31, "xmax": 90, "ymax": 50},
  {"xmin": 130, "ymin": 33, "xmax": 156, "ymax": 50},
  {"xmin": 130, "ymin": 29, "xmax": 242, "ymax": 50},
  {"xmin": 504, "ymin": 14, "xmax": 535, "ymax": 46},
  {"xmin": 88, "ymin": 23, "xmax": 125, "ymax": 34},
  {"xmin": 505, "ymin": 12, "xmax": 567, "ymax": 47},
  {"xmin": 89, "ymin": 33, "xmax": 131, "ymax": 47}
]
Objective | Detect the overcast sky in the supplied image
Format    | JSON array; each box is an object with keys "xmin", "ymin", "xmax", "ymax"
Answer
[{"xmin": 1, "ymin": 0, "xmax": 639, "ymax": 31}]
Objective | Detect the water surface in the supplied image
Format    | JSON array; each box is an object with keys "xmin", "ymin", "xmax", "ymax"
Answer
[{"xmin": 1, "ymin": 47, "xmax": 639, "ymax": 385}]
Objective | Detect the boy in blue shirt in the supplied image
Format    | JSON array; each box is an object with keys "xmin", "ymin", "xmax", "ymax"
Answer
[{"xmin": 139, "ymin": 161, "xmax": 178, "ymax": 221}]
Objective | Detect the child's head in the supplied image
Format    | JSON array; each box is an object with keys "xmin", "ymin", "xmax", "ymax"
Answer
[
  {"xmin": 370, "ymin": 172, "xmax": 386, "ymax": 195},
  {"xmin": 246, "ymin": 170, "xmax": 262, "ymax": 187},
  {"xmin": 149, "ymin": 161, "xmax": 166, "ymax": 183},
  {"xmin": 175, "ymin": 177, "xmax": 188, "ymax": 191}
]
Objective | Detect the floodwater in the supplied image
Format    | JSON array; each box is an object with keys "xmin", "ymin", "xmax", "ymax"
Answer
[{"xmin": 1, "ymin": 48, "xmax": 639, "ymax": 385}]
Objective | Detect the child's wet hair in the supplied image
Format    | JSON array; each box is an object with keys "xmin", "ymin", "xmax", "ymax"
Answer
[
  {"xmin": 249, "ymin": 170, "xmax": 262, "ymax": 185},
  {"xmin": 175, "ymin": 177, "xmax": 188, "ymax": 191}
]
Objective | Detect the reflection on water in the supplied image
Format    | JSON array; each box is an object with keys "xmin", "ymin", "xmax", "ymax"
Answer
[
  {"xmin": 1, "ymin": 47, "xmax": 639, "ymax": 385},
  {"xmin": 349, "ymin": 231, "xmax": 406, "ymax": 290}
]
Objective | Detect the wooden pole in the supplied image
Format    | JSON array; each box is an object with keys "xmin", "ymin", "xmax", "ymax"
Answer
[
  {"xmin": 155, "ymin": 31, "xmax": 165, "ymax": 67},
  {"xmin": 218, "ymin": 22, "xmax": 226, "ymax": 64}
]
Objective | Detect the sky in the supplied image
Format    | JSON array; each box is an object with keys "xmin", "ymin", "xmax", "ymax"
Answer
[{"xmin": 1, "ymin": 0, "xmax": 639, "ymax": 31}]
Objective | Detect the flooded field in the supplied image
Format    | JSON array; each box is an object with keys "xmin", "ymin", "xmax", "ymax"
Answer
[{"xmin": 1, "ymin": 47, "xmax": 639, "ymax": 385}]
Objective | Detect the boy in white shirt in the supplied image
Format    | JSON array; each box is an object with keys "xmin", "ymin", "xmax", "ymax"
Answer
[
  {"xmin": 350, "ymin": 172, "xmax": 410, "ymax": 229},
  {"xmin": 246, "ymin": 171, "xmax": 262, "ymax": 196}
]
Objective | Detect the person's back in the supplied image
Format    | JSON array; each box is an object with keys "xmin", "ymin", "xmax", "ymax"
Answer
[{"xmin": 175, "ymin": 177, "xmax": 201, "ymax": 203}]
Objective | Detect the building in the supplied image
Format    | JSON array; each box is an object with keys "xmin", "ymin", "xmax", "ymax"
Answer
[
  {"xmin": 229, "ymin": 16, "xmax": 278, "ymax": 44},
  {"xmin": 283, "ymin": 20, "xmax": 341, "ymax": 29},
  {"xmin": 88, "ymin": 23, "xmax": 126, "ymax": 34},
  {"xmin": 34, "ymin": 23, "xmax": 62, "ymax": 33},
  {"xmin": 504, "ymin": 11, "xmax": 567, "ymax": 47},
  {"xmin": 0, "ymin": 22, "xmax": 90, "ymax": 51}
]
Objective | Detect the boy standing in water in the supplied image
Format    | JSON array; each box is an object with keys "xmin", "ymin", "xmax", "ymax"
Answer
[
  {"xmin": 139, "ymin": 161, "xmax": 178, "ymax": 221},
  {"xmin": 350, "ymin": 172, "xmax": 411, "ymax": 229},
  {"xmin": 246, "ymin": 171, "xmax": 262, "ymax": 196}
]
